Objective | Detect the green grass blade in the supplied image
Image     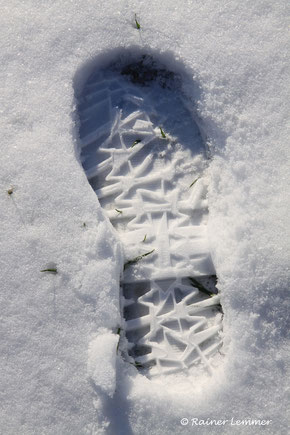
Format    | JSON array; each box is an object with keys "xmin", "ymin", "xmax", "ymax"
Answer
[
  {"xmin": 159, "ymin": 127, "xmax": 166, "ymax": 138},
  {"xmin": 135, "ymin": 14, "xmax": 141, "ymax": 29},
  {"xmin": 41, "ymin": 268, "xmax": 58, "ymax": 274}
]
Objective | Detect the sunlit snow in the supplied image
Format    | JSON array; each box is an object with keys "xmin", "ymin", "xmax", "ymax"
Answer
[{"xmin": 1, "ymin": 1, "xmax": 289, "ymax": 434}]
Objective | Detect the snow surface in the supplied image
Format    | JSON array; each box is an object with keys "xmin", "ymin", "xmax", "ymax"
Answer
[
  {"xmin": 88, "ymin": 332, "xmax": 119, "ymax": 398},
  {"xmin": 1, "ymin": 1, "xmax": 289, "ymax": 434}
]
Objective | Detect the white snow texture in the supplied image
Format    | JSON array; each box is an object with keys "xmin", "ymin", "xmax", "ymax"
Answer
[{"xmin": 0, "ymin": 1, "xmax": 289, "ymax": 435}]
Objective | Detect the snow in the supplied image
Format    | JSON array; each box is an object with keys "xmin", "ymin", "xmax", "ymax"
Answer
[
  {"xmin": 88, "ymin": 332, "xmax": 119, "ymax": 398},
  {"xmin": 1, "ymin": 1, "xmax": 289, "ymax": 434}
]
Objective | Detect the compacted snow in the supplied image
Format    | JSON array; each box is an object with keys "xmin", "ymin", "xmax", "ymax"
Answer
[{"xmin": 1, "ymin": 1, "xmax": 289, "ymax": 434}]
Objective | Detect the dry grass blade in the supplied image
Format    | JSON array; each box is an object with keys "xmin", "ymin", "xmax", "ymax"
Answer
[{"xmin": 124, "ymin": 249, "xmax": 155, "ymax": 270}]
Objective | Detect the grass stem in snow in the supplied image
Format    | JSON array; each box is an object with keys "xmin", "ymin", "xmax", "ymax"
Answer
[
  {"xmin": 188, "ymin": 277, "xmax": 215, "ymax": 297},
  {"xmin": 124, "ymin": 249, "xmax": 155, "ymax": 270},
  {"xmin": 189, "ymin": 178, "xmax": 199, "ymax": 188},
  {"xmin": 134, "ymin": 14, "xmax": 141, "ymax": 30},
  {"xmin": 41, "ymin": 268, "xmax": 58, "ymax": 274},
  {"xmin": 159, "ymin": 127, "xmax": 166, "ymax": 138},
  {"xmin": 131, "ymin": 139, "xmax": 141, "ymax": 148}
]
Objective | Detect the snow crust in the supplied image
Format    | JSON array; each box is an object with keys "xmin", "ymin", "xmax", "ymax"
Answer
[{"xmin": 1, "ymin": 1, "xmax": 289, "ymax": 434}]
